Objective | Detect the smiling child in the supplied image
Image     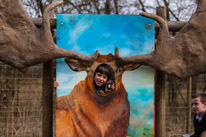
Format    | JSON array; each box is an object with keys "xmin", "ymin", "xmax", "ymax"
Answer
[{"xmin": 93, "ymin": 63, "xmax": 115, "ymax": 95}]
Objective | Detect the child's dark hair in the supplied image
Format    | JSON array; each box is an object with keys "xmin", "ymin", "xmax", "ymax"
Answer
[
  {"xmin": 94, "ymin": 64, "xmax": 114, "ymax": 80},
  {"xmin": 192, "ymin": 93, "xmax": 206, "ymax": 103}
]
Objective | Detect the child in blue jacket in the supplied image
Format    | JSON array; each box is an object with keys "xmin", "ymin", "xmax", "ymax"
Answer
[{"xmin": 191, "ymin": 93, "xmax": 206, "ymax": 137}]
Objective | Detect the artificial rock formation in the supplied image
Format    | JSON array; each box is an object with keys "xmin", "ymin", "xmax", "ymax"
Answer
[
  {"xmin": 0, "ymin": 0, "xmax": 98, "ymax": 71},
  {"xmin": 115, "ymin": 0, "xmax": 206, "ymax": 78},
  {"xmin": 1, "ymin": 0, "xmax": 206, "ymax": 78}
]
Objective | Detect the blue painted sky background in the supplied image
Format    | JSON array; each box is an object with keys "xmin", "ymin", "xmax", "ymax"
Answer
[
  {"xmin": 56, "ymin": 14, "xmax": 154, "ymax": 60},
  {"xmin": 56, "ymin": 14, "xmax": 155, "ymax": 136}
]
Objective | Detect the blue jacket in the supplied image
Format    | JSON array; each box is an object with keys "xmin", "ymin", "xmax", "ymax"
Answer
[{"xmin": 191, "ymin": 112, "xmax": 206, "ymax": 137}]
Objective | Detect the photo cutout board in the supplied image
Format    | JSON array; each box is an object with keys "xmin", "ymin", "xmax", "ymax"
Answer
[{"xmin": 56, "ymin": 14, "xmax": 155, "ymax": 137}]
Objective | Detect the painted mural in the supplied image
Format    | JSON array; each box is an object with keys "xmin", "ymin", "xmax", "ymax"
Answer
[{"xmin": 56, "ymin": 14, "xmax": 155, "ymax": 137}]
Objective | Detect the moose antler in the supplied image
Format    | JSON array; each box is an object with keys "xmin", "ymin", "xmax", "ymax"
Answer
[
  {"xmin": 115, "ymin": 0, "xmax": 206, "ymax": 78},
  {"xmin": 0, "ymin": 0, "xmax": 98, "ymax": 71}
]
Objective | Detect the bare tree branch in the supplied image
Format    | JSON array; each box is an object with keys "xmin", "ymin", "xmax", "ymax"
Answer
[
  {"xmin": 114, "ymin": 0, "xmax": 119, "ymax": 14},
  {"xmin": 105, "ymin": 0, "xmax": 110, "ymax": 14},
  {"xmin": 36, "ymin": 0, "xmax": 44, "ymax": 15},
  {"xmin": 139, "ymin": 0, "xmax": 146, "ymax": 12},
  {"xmin": 64, "ymin": 0, "xmax": 82, "ymax": 14},
  {"xmin": 168, "ymin": 8, "xmax": 179, "ymax": 21},
  {"xmin": 91, "ymin": 0, "xmax": 100, "ymax": 14},
  {"xmin": 162, "ymin": 0, "xmax": 170, "ymax": 20}
]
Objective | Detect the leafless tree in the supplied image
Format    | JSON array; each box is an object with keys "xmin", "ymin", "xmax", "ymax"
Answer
[{"xmin": 22, "ymin": 0, "xmax": 196, "ymax": 21}]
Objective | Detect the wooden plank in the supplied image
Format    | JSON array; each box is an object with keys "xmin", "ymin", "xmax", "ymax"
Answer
[
  {"xmin": 155, "ymin": 6, "xmax": 166, "ymax": 137},
  {"xmin": 31, "ymin": 18, "xmax": 56, "ymax": 28},
  {"xmin": 155, "ymin": 21, "xmax": 186, "ymax": 31},
  {"xmin": 186, "ymin": 77, "xmax": 192, "ymax": 133},
  {"xmin": 31, "ymin": 18, "xmax": 186, "ymax": 31}
]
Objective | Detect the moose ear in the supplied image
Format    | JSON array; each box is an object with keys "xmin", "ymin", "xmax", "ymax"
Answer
[
  {"xmin": 65, "ymin": 58, "xmax": 88, "ymax": 72},
  {"xmin": 123, "ymin": 64, "xmax": 141, "ymax": 71}
]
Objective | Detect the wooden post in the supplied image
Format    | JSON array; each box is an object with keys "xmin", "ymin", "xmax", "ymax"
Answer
[
  {"xmin": 42, "ymin": 8, "xmax": 54, "ymax": 137},
  {"xmin": 42, "ymin": 61, "xmax": 54, "ymax": 137},
  {"xmin": 155, "ymin": 6, "xmax": 166, "ymax": 137},
  {"xmin": 186, "ymin": 77, "xmax": 192, "ymax": 133}
]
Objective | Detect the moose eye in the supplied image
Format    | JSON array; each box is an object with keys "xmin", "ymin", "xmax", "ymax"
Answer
[{"xmin": 118, "ymin": 67, "xmax": 123, "ymax": 72}]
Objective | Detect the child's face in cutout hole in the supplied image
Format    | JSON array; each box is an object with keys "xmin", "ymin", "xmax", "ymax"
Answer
[{"xmin": 94, "ymin": 72, "xmax": 108, "ymax": 86}]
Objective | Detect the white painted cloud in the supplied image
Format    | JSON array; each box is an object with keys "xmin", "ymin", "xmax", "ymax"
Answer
[
  {"xmin": 71, "ymin": 44, "xmax": 89, "ymax": 55},
  {"xmin": 119, "ymin": 48, "xmax": 132, "ymax": 56},
  {"xmin": 57, "ymin": 72, "xmax": 87, "ymax": 90},
  {"xmin": 122, "ymin": 66, "xmax": 154, "ymax": 86},
  {"xmin": 68, "ymin": 23, "xmax": 90, "ymax": 45},
  {"xmin": 94, "ymin": 46, "xmax": 116, "ymax": 55},
  {"xmin": 102, "ymin": 33, "xmax": 111, "ymax": 37}
]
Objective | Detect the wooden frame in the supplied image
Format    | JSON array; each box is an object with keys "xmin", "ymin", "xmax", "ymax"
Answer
[{"xmin": 41, "ymin": 7, "xmax": 181, "ymax": 137}]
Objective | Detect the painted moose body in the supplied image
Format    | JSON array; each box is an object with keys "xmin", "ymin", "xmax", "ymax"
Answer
[{"xmin": 56, "ymin": 54, "xmax": 140, "ymax": 137}]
